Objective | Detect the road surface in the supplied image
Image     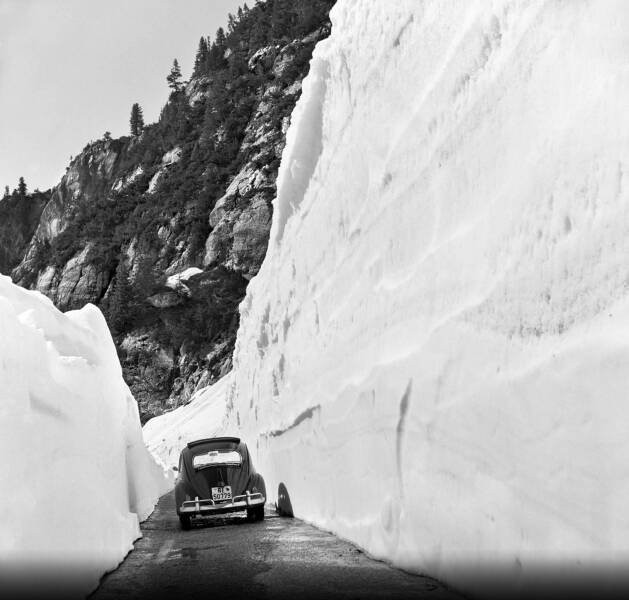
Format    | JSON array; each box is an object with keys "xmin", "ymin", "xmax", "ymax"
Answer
[{"xmin": 90, "ymin": 491, "xmax": 463, "ymax": 600}]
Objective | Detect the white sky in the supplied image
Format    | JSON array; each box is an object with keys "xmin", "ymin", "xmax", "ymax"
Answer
[{"xmin": 0, "ymin": 0, "xmax": 244, "ymax": 192}]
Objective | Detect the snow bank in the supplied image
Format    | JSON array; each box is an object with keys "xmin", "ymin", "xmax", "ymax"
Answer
[
  {"xmin": 143, "ymin": 373, "xmax": 232, "ymax": 470},
  {"xmin": 0, "ymin": 275, "xmax": 169, "ymax": 598},
  {"xmin": 225, "ymin": 0, "xmax": 629, "ymax": 595}
]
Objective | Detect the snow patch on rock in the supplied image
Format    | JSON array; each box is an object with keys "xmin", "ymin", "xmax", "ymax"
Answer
[{"xmin": 165, "ymin": 267, "xmax": 203, "ymax": 291}]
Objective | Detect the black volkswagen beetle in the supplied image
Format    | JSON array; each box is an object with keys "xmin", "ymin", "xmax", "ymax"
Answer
[{"xmin": 174, "ymin": 436, "xmax": 266, "ymax": 529}]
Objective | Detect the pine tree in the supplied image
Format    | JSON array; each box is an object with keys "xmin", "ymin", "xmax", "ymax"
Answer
[
  {"xmin": 167, "ymin": 59, "xmax": 183, "ymax": 91},
  {"xmin": 133, "ymin": 254, "xmax": 155, "ymax": 300},
  {"xmin": 227, "ymin": 13, "xmax": 236, "ymax": 33},
  {"xmin": 207, "ymin": 28, "xmax": 228, "ymax": 71},
  {"xmin": 129, "ymin": 103, "xmax": 145, "ymax": 136},
  {"xmin": 18, "ymin": 177, "xmax": 27, "ymax": 196},
  {"xmin": 215, "ymin": 27, "xmax": 226, "ymax": 48},
  {"xmin": 193, "ymin": 37, "xmax": 208, "ymax": 76},
  {"xmin": 249, "ymin": 12, "xmax": 267, "ymax": 47},
  {"xmin": 107, "ymin": 260, "xmax": 133, "ymax": 334},
  {"xmin": 3, "ymin": 185, "xmax": 9, "ymax": 199},
  {"xmin": 271, "ymin": 0, "xmax": 295, "ymax": 40}
]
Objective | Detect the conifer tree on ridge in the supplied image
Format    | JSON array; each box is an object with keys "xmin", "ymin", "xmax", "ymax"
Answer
[
  {"xmin": 167, "ymin": 59, "xmax": 183, "ymax": 91},
  {"xmin": 193, "ymin": 38, "xmax": 209, "ymax": 76},
  {"xmin": 129, "ymin": 103, "xmax": 145, "ymax": 136},
  {"xmin": 18, "ymin": 177, "xmax": 27, "ymax": 197}
]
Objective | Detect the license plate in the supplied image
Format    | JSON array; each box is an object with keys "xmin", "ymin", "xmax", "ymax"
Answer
[{"xmin": 211, "ymin": 486, "xmax": 232, "ymax": 501}]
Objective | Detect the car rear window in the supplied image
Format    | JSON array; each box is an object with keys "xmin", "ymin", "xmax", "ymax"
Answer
[{"xmin": 192, "ymin": 449, "xmax": 242, "ymax": 469}]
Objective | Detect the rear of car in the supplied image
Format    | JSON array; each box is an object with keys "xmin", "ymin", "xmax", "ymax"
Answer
[{"xmin": 174, "ymin": 437, "xmax": 266, "ymax": 529}]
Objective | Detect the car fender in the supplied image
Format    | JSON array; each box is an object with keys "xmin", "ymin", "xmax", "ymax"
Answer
[{"xmin": 248, "ymin": 472, "xmax": 266, "ymax": 501}]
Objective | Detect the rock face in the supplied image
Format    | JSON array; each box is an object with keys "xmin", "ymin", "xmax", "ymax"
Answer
[
  {"xmin": 6, "ymin": 2, "xmax": 335, "ymax": 421},
  {"xmin": 13, "ymin": 139, "xmax": 127, "ymax": 309},
  {"xmin": 204, "ymin": 165, "xmax": 276, "ymax": 278},
  {"xmin": 0, "ymin": 191, "xmax": 49, "ymax": 275}
]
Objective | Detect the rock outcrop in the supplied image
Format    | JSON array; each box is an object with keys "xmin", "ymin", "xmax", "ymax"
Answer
[
  {"xmin": 13, "ymin": 139, "xmax": 127, "ymax": 309},
  {"xmin": 0, "ymin": 191, "xmax": 49, "ymax": 275}
]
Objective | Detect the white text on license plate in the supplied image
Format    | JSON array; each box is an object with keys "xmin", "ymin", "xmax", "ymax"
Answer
[{"xmin": 211, "ymin": 486, "xmax": 232, "ymax": 501}]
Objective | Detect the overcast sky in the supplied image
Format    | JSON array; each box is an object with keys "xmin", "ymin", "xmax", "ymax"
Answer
[{"xmin": 0, "ymin": 0, "xmax": 244, "ymax": 193}]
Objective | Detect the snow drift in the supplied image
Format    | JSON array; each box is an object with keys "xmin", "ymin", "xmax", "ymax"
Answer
[
  {"xmin": 143, "ymin": 373, "xmax": 232, "ymax": 470},
  {"xmin": 0, "ymin": 275, "xmax": 169, "ymax": 598},
  {"xmin": 222, "ymin": 0, "xmax": 629, "ymax": 595}
]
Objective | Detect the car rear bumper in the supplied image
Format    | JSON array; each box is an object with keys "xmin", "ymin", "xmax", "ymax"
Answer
[{"xmin": 178, "ymin": 492, "xmax": 265, "ymax": 516}]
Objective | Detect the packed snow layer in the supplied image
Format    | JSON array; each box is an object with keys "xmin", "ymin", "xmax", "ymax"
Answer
[
  {"xmin": 143, "ymin": 373, "xmax": 232, "ymax": 470},
  {"xmin": 225, "ymin": 0, "xmax": 629, "ymax": 594},
  {"xmin": 0, "ymin": 275, "xmax": 169, "ymax": 597}
]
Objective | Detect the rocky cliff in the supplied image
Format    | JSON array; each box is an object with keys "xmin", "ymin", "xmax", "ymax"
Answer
[
  {"xmin": 0, "ymin": 190, "xmax": 49, "ymax": 275},
  {"xmin": 8, "ymin": 0, "xmax": 334, "ymax": 421}
]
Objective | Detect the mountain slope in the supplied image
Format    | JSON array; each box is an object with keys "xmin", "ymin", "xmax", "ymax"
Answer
[{"xmin": 9, "ymin": 0, "xmax": 334, "ymax": 421}]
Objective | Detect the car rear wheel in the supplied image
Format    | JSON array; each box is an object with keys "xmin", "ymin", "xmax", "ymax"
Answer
[
  {"xmin": 179, "ymin": 514, "xmax": 191, "ymax": 530},
  {"xmin": 247, "ymin": 505, "xmax": 265, "ymax": 521}
]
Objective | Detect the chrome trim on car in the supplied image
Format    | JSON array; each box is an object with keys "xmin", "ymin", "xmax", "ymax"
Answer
[{"xmin": 179, "ymin": 491, "xmax": 265, "ymax": 514}]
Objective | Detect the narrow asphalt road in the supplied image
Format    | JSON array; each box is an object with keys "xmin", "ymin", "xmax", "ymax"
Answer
[{"xmin": 90, "ymin": 491, "xmax": 463, "ymax": 600}]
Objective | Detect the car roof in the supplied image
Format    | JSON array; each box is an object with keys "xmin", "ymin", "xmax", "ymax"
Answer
[
  {"xmin": 178, "ymin": 437, "xmax": 250, "ymax": 472},
  {"xmin": 186, "ymin": 436, "xmax": 241, "ymax": 449}
]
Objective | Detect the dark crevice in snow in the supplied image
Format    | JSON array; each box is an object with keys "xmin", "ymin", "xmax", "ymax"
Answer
[
  {"xmin": 265, "ymin": 404, "xmax": 321, "ymax": 438},
  {"xmin": 393, "ymin": 14, "xmax": 414, "ymax": 48},
  {"xmin": 396, "ymin": 380, "xmax": 413, "ymax": 494}
]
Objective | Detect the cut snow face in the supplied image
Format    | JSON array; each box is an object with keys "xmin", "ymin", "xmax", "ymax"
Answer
[
  {"xmin": 0, "ymin": 275, "xmax": 170, "ymax": 597},
  {"xmin": 218, "ymin": 0, "xmax": 629, "ymax": 596},
  {"xmin": 143, "ymin": 373, "xmax": 233, "ymax": 472}
]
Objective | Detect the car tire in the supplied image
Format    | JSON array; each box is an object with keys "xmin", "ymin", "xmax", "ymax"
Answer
[
  {"xmin": 247, "ymin": 505, "xmax": 265, "ymax": 522},
  {"xmin": 276, "ymin": 483, "xmax": 294, "ymax": 517},
  {"xmin": 179, "ymin": 514, "xmax": 191, "ymax": 530}
]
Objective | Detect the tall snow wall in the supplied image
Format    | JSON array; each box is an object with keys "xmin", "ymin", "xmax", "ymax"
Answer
[
  {"xmin": 0, "ymin": 275, "xmax": 169, "ymax": 598},
  {"xmin": 227, "ymin": 0, "xmax": 629, "ymax": 595}
]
